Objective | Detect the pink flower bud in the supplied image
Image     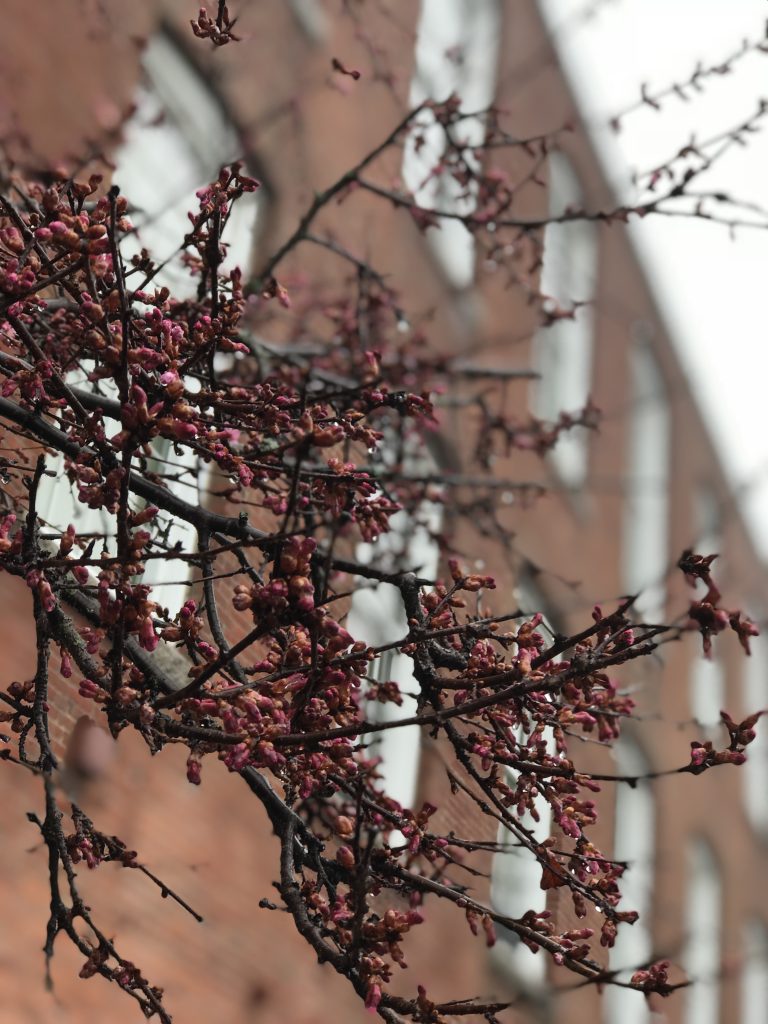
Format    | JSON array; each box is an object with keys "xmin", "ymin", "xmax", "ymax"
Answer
[
  {"xmin": 79, "ymin": 679, "xmax": 103, "ymax": 701},
  {"xmin": 336, "ymin": 845, "xmax": 355, "ymax": 869},
  {"xmin": 38, "ymin": 578, "xmax": 56, "ymax": 612},
  {"xmin": 72, "ymin": 565, "xmax": 90, "ymax": 585},
  {"xmin": 186, "ymin": 757, "xmax": 202, "ymax": 785},
  {"xmin": 172, "ymin": 420, "xmax": 198, "ymax": 441},
  {"xmin": 364, "ymin": 984, "xmax": 382, "ymax": 1012},
  {"xmin": 139, "ymin": 616, "xmax": 158, "ymax": 652}
]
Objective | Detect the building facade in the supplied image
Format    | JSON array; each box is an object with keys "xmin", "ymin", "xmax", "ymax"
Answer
[{"xmin": 1, "ymin": 3, "xmax": 767, "ymax": 1023}]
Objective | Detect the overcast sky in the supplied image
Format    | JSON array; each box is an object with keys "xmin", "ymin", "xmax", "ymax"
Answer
[{"xmin": 539, "ymin": 0, "xmax": 768, "ymax": 556}]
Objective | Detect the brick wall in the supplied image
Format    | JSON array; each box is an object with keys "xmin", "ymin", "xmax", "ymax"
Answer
[{"xmin": 1, "ymin": 3, "xmax": 767, "ymax": 1023}]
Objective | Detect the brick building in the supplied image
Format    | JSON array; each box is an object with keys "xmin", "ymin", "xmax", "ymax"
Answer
[{"xmin": 1, "ymin": 3, "xmax": 767, "ymax": 1024}]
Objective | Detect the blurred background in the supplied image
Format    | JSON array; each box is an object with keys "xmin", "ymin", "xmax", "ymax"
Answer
[{"xmin": 1, "ymin": 2, "xmax": 767, "ymax": 1023}]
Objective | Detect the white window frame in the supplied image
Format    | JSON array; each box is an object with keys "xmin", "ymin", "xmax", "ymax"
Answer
[
  {"xmin": 37, "ymin": 363, "xmax": 199, "ymax": 618},
  {"xmin": 622, "ymin": 335, "xmax": 670, "ymax": 623},
  {"xmin": 40, "ymin": 32, "xmax": 265, "ymax": 616},
  {"xmin": 683, "ymin": 838, "xmax": 721, "ymax": 1024},
  {"xmin": 604, "ymin": 739, "xmax": 655, "ymax": 1024},
  {"xmin": 743, "ymin": 614, "xmax": 768, "ymax": 834},
  {"xmin": 288, "ymin": 0, "xmax": 328, "ymax": 41},
  {"xmin": 346, "ymin": 508, "xmax": 440, "ymax": 812},
  {"xmin": 490, "ymin": 767, "xmax": 552, "ymax": 986},
  {"xmin": 533, "ymin": 152, "xmax": 597, "ymax": 489},
  {"xmin": 402, "ymin": 0, "xmax": 502, "ymax": 289},
  {"xmin": 742, "ymin": 919, "xmax": 768, "ymax": 1024},
  {"xmin": 490, "ymin": 579, "xmax": 557, "ymax": 987},
  {"xmin": 114, "ymin": 32, "xmax": 261, "ymax": 295},
  {"xmin": 690, "ymin": 653, "xmax": 726, "ymax": 736},
  {"xmin": 346, "ymin": 437, "xmax": 442, "ymax": 814},
  {"xmin": 688, "ymin": 486, "xmax": 724, "ymax": 735},
  {"xmin": 693, "ymin": 484, "xmax": 721, "ymax": 559}
]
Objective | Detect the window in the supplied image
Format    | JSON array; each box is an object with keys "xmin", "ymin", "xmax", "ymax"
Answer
[
  {"xmin": 288, "ymin": 0, "xmax": 328, "ymax": 41},
  {"xmin": 402, "ymin": 0, "xmax": 502, "ymax": 288},
  {"xmin": 622, "ymin": 335, "xmax": 670, "ymax": 623},
  {"xmin": 346, "ymin": 495, "xmax": 441, "ymax": 813},
  {"xmin": 134, "ymin": 436, "xmax": 199, "ymax": 616},
  {"xmin": 742, "ymin": 919, "xmax": 768, "ymax": 1024},
  {"xmin": 689, "ymin": 486, "xmax": 724, "ymax": 735},
  {"xmin": 36, "ymin": 34, "xmax": 258, "ymax": 617},
  {"xmin": 490, "ymin": 580, "xmax": 556, "ymax": 986},
  {"xmin": 533, "ymin": 153, "xmax": 597, "ymax": 489},
  {"xmin": 690, "ymin": 654, "xmax": 726, "ymax": 736},
  {"xmin": 114, "ymin": 32, "xmax": 261, "ymax": 295},
  {"xmin": 694, "ymin": 484, "xmax": 721, "ymax": 559},
  {"xmin": 39, "ymin": 33, "xmax": 266, "ymax": 614},
  {"xmin": 743, "ymin": 620, "xmax": 768, "ymax": 833},
  {"xmin": 604, "ymin": 740, "xmax": 655, "ymax": 1024},
  {"xmin": 683, "ymin": 839, "xmax": 721, "ymax": 1024},
  {"xmin": 490, "ymin": 768, "xmax": 552, "ymax": 986},
  {"xmin": 37, "ymin": 363, "xmax": 199, "ymax": 618}
]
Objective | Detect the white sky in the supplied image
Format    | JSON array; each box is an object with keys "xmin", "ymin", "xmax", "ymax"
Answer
[{"xmin": 539, "ymin": 0, "xmax": 768, "ymax": 556}]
